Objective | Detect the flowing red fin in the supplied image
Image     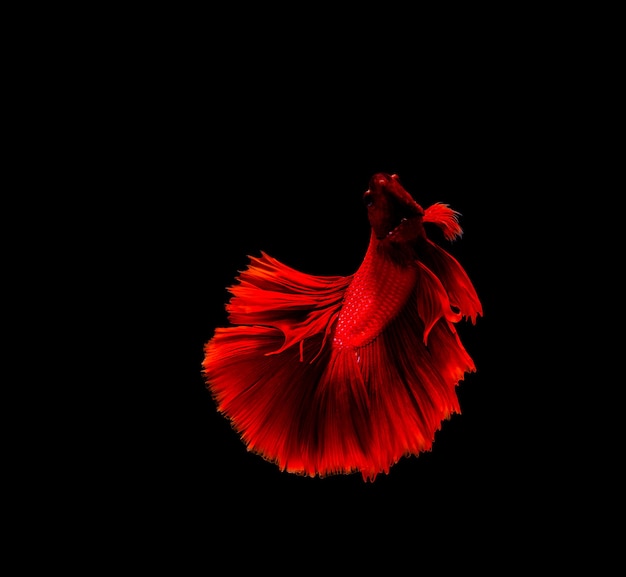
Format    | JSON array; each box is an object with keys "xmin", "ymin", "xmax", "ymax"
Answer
[
  {"xmin": 415, "ymin": 261, "xmax": 462, "ymax": 344},
  {"xmin": 203, "ymin": 327, "xmax": 378, "ymax": 479},
  {"xmin": 423, "ymin": 203, "xmax": 463, "ymax": 241},
  {"xmin": 298, "ymin": 348, "xmax": 374, "ymax": 479},
  {"xmin": 422, "ymin": 241, "xmax": 483, "ymax": 323},
  {"xmin": 225, "ymin": 251, "xmax": 352, "ymax": 358},
  {"xmin": 341, "ymin": 296, "xmax": 475, "ymax": 481},
  {"xmin": 203, "ymin": 326, "xmax": 333, "ymax": 472}
]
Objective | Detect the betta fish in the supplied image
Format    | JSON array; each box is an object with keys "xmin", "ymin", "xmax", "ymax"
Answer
[{"xmin": 202, "ymin": 173, "xmax": 482, "ymax": 481}]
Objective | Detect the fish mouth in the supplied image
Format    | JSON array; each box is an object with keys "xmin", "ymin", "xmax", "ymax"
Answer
[{"xmin": 370, "ymin": 174, "xmax": 424, "ymax": 241}]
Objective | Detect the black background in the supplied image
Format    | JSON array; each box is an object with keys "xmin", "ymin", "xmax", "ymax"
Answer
[
  {"xmin": 123, "ymin": 107, "xmax": 563, "ymax": 550},
  {"xmin": 94, "ymin": 29, "xmax": 599, "ymax": 567},
  {"xmin": 20, "ymin": 6, "xmax": 618, "ymax": 570}
]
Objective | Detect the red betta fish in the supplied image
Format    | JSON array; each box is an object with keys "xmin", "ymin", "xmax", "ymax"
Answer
[{"xmin": 202, "ymin": 173, "xmax": 482, "ymax": 481}]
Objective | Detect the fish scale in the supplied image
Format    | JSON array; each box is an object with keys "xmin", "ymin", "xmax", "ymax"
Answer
[{"xmin": 333, "ymin": 237, "xmax": 418, "ymax": 349}]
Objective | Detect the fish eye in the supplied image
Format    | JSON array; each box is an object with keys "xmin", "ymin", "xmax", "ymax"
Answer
[{"xmin": 363, "ymin": 191, "xmax": 374, "ymax": 207}]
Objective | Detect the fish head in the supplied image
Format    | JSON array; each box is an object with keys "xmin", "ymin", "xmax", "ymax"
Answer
[{"xmin": 363, "ymin": 173, "xmax": 425, "ymax": 243}]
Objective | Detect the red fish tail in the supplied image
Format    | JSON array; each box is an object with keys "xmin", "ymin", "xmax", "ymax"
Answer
[
  {"xmin": 203, "ymin": 326, "xmax": 333, "ymax": 473},
  {"xmin": 298, "ymin": 347, "xmax": 376, "ymax": 479},
  {"xmin": 354, "ymin": 301, "xmax": 472, "ymax": 476},
  {"xmin": 204, "ymin": 326, "xmax": 380, "ymax": 479},
  {"xmin": 202, "ymin": 252, "xmax": 358, "ymax": 476}
]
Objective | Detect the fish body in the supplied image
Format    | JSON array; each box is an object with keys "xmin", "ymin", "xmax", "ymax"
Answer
[
  {"xmin": 202, "ymin": 173, "xmax": 482, "ymax": 481},
  {"xmin": 333, "ymin": 241, "xmax": 418, "ymax": 348}
]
